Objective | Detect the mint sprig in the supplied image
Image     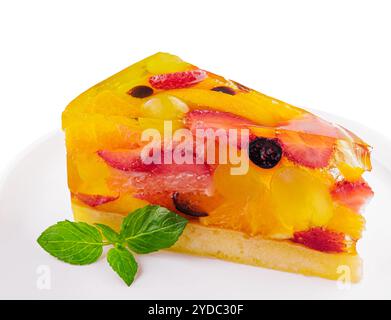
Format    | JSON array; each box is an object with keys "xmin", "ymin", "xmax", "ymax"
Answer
[{"xmin": 37, "ymin": 205, "xmax": 188, "ymax": 286}]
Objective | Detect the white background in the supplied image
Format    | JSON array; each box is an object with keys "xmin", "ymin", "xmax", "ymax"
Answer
[{"xmin": 1, "ymin": 0, "xmax": 390, "ymax": 175}]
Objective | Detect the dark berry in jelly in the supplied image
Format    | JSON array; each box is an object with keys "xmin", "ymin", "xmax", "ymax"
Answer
[
  {"xmin": 249, "ymin": 138, "xmax": 282, "ymax": 169},
  {"xmin": 172, "ymin": 192, "xmax": 208, "ymax": 217},
  {"xmin": 128, "ymin": 85, "xmax": 154, "ymax": 98},
  {"xmin": 211, "ymin": 86, "xmax": 236, "ymax": 95}
]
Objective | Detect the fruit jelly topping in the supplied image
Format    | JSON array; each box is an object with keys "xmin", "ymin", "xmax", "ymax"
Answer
[{"xmin": 64, "ymin": 53, "xmax": 373, "ymax": 253}]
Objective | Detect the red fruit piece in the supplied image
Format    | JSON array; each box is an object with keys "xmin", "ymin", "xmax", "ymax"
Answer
[
  {"xmin": 185, "ymin": 110, "xmax": 257, "ymax": 148},
  {"xmin": 279, "ymin": 113, "xmax": 367, "ymax": 146},
  {"xmin": 129, "ymin": 163, "xmax": 213, "ymax": 195},
  {"xmin": 97, "ymin": 148, "xmax": 158, "ymax": 172},
  {"xmin": 279, "ymin": 114, "xmax": 342, "ymax": 138},
  {"xmin": 331, "ymin": 179, "xmax": 374, "ymax": 211},
  {"xmin": 185, "ymin": 110, "xmax": 255, "ymax": 132},
  {"xmin": 278, "ymin": 131, "xmax": 335, "ymax": 168},
  {"xmin": 133, "ymin": 170, "xmax": 213, "ymax": 196},
  {"xmin": 99, "ymin": 147, "xmax": 214, "ymax": 195},
  {"xmin": 73, "ymin": 193, "xmax": 119, "ymax": 207},
  {"xmin": 98, "ymin": 147, "xmax": 211, "ymax": 174},
  {"xmin": 149, "ymin": 69, "xmax": 207, "ymax": 90},
  {"xmin": 293, "ymin": 227, "xmax": 346, "ymax": 253}
]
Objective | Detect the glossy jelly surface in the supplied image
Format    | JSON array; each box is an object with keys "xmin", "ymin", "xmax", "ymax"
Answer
[{"xmin": 63, "ymin": 53, "xmax": 373, "ymax": 253}]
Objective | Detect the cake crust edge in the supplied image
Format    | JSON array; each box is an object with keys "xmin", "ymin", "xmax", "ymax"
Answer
[{"xmin": 72, "ymin": 203, "xmax": 362, "ymax": 282}]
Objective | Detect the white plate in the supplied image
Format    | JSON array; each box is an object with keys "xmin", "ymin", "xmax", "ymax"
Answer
[{"xmin": 1, "ymin": 112, "xmax": 391, "ymax": 300}]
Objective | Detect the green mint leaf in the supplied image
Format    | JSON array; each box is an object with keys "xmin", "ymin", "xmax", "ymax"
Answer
[
  {"xmin": 120, "ymin": 205, "xmax": 188, "ymax": 254},
  {"xmin": 37, "ymin": 220, "xmax": 103, "ymax": 265},
  {"xmin": 107, "ymin": 247, "xmax": 138, "ymax": 286},
  {"xmin": 95, "ymin": 223, "xmax": 121, "ymax": 243}
]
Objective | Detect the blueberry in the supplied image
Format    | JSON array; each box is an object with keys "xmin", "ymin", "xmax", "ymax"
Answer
[
  {"xmin": 211, "ymin": 86, "xmax": 236, "ymax": 95},
  {"xmin": 249, "ymin": 138, "xmax": 282, "ymax": 169},
  {"xmin": 128, "ymin": 85, "xmax": 154, "ymax": 98}
]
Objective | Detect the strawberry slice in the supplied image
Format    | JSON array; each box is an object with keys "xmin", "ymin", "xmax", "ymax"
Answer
[
  {"xmin": 185, "ymin": 110, "xmax": 255, "ymax": 132},
  {"xmin": 279, "ymin": 113, "xmax": 367, "ymax": 146},
  {"xmin": 185, "ymin": 110, "xmax": 256, "ymax": 148},
  {"xmin": 73, "ymin": 192, "xmax": 119, "ymax": 207},
  {"xmin": 99, "ymin": 147, "xmax": 214, "ymax": 195},
  {"xmin": 278, "ymin": 131, "xmax": 335, "ymax": 168},
  {"xmin": 279, "ymin": 114, "xmax": 342, "ymax": 138},
  {"xmin": 149, "ymin": 69, "xmax": 207, "ymax": 89},
  {"xmin": 331, "ymin": 179, "xmax": 374, "ymax": 211},
  {"xmin": 97, "ymin": 148, "xmax": 158, "ymax": 172},
  {"xmin": 98, "ymin": 147, "xmax": 211, "ymax": 174},
  {"xmin": 293, "ymin": 227, "xmax": 346, "ymax": 253}
]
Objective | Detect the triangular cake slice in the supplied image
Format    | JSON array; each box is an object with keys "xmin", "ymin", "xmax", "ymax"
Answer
[{"xmin": 63, "ymin": 53, "xmax": 373, "ymax": 282}]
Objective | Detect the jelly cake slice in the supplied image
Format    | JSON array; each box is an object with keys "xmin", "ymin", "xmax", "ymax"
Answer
[{"xmin": 63, "ymin": 53, "xmax": 373, "ymax": 282}]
